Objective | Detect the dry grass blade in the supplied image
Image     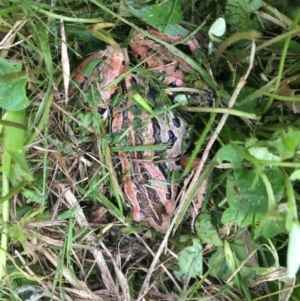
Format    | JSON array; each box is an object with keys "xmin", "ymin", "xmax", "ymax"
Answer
[
  {"xmin": 13, "ymin": 250, "xmax": 58, "ymax": 299},
  {"xmin": 40, "ymin": 246, "xmax": 103, "ymax": 300},
  {"xmin": 60, "ymin": 185, "xmax": 130, "ymax": 300},
  {"xmin": 0, "ymin": 20, "xmax": 27, "ymax": 57},
  {"xmin": 99, "ymin": 241, "xmax": 131, "ymax": 300},
  {"xmin": 60, "ymin": 19, "xmax": 70, "ymax": 102},
  {"xmin": 255, "ymin": 11, "xmax": 290, "ymax": 30},
  {"xmin": 229, "ymin": 27, "xmax": 300, "ymax": 66}
]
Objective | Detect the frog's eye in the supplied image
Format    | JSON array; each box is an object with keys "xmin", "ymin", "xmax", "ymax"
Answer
[
  {"xmin": 98, "ymin": 106, "xmax": 106, "ymax": 115},
  {"xmin": 98, "ymin": 105, "xmax": 109, "ymax": 119}
]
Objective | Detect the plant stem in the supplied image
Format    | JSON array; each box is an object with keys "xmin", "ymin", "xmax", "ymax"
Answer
[{"xmin": 0, "ymin": 152, "xmax": 11, "ymax": 280}]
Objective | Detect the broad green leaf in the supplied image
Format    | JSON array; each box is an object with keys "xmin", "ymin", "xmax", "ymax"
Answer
[
  {"xmin": 270, "ymin": 40, "xmax": 300, "ymax": 53},
  {"xmin": 209, "ymin": 237, "xmax": 256, "ymax": 280},
  {"xmin": 227, "ymin": 237, "xmax": 256, "ymax": 278},
  {"xmin": 255, "ymin": 215, "xmax": 287, "ymax": 239},
  {"xmin": 195, "ymin": 212, "xmax": 223, "ymax": 246},
  {"xmin": 127, "ymin": 1, "xmax": 189, "ymax": 37},
  {"xmin": 3, "ymin": 110, "xmax": 34, "ymax": 182},
  {"xmin": 208, "ymin": 248, "xmax": 230, "ymax": 280},
  {"xmin": 215, "ymin": 144, "xmax": 243, "ymax": 169},
  {"xmin": 248, "ymin": 146, "xmax": 281, "ymax": 161},
  {"xmin": 178, "ymin": 239, "xmax": 203, "ymax": 278},
  {"xmin": 235, "ymin": 86, "xmax": 259, "ymax": 114},
  {"xmin": 224, "ymin": 0, "xmax": 263, "ymax": 30},
  {"xmin": 223, "ymin": 238, "xmax": 256, "ymax": 285},
  {"xmin": 290, "ymin": 169, "xmax": 300, "ymax": 181},
  {"xmin": 0, "ymin": 58, "xmax": 30, "ymax": 111},
  {"xmin": 221, "ymin": 207, "xmax": 261, "ymax": 228},
  {"xmin": 269, "ymin": 127, "xmax": 300, "ymax": 160},
  {"xmin": 227, "ymin": 167, "xmax": 284, "ymax": 214},
  {"xmin": 224, "ymin": 240, "xmax": 236, "ymax": 273}
]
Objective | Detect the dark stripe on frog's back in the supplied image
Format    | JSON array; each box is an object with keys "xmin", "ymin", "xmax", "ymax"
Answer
[
  {"xmin": 157, "ymin": 162, "xmax": 172, "ymax": 199},
  {"xmin": 133, "ymin": 168, "xmax": 168, "ymax": 226},
  {"xmin": 120, "ymin": 105, "xmax": 131, "ymax": 129},
  {"xmin": 132, "ymin": 161, "xmax": 151, "ymax": 185},
  {"xmin": 131, "ymin": 160, "xmax": 168, "ymax": 225},
  {"xmin": 135, "ymin": 131, "xmax": 146, "ymax": 150},
  {"xmin": 151, "ymin": 117, "xmax": 175, "ymax": 199},
  {"xmin": 132, "ymin": 159, "xmax": 171, "ymax": 198},
  {"xmin": 151, "ymin": 117, "xmax": 161, "ymax": 144},
  {"xmin": 119, "ymin": 79, "xmax": 131, "ymax": 129}
]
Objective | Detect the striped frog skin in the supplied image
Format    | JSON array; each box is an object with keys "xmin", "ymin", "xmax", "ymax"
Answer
[
  {"xmin": 111, "ymin": 74, "xmax": 189, "ymax": 232},
  {"xmin": 71, "ymin": 38, "xmax": 192, "ymax": 232}
]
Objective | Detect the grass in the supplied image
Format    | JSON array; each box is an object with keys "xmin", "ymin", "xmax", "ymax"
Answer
[{"xmin": 0, "ymin": 0, "xmax": 300, "ymax": 300}]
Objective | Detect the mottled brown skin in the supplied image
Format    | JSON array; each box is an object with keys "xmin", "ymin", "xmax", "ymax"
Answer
[{"xmin": 72, "ymin": 31, "xmax": 196, "ymax": 232}]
